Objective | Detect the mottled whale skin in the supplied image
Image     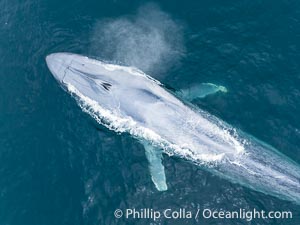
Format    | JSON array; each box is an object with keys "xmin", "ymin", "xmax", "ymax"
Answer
[{"xmin": 46, "ymin": 53, "xmax": 300, "ymax": 204}]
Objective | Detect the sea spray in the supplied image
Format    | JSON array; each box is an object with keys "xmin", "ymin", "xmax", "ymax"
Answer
[{"xmin": 89, "ymin": 3, "xmax": 185, "ymax": 75}]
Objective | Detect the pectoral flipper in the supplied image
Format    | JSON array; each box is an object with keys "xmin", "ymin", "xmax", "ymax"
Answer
[
  {"xmin": 142, "ymin": 142, "xmax": 168, "ymax": 191},
  {"xmin": 177, "ymin": 83, "xmax": 227, "ymax": 101}
]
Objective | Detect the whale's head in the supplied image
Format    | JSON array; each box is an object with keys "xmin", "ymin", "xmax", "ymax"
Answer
[
  {"xmin": 46, "ymin": 53, "xmax": 120, "ymax": 91},
  {"xmin": 46, "ymin": 52, "xmax": 168, "ymax": 115}
]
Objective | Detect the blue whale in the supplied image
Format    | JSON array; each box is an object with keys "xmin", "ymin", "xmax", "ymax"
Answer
[{"xmin": 46, "ymin": 52, "xmax": 300, "ymax": 204}]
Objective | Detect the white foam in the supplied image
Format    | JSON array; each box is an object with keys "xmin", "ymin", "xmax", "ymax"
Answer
[{"xmin": 67, "ymin": 83, "xmax": 224, "ymax": 165}]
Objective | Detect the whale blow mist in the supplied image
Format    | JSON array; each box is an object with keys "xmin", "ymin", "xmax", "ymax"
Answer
[{"xmin": 89, "ymin": 3, "xmax": 185, "ymax": 75}]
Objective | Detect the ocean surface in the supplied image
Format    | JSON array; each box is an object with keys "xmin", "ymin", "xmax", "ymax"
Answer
[{"xmin": 0, "ymin": 0, "xmax": 300, "ymax": 224}]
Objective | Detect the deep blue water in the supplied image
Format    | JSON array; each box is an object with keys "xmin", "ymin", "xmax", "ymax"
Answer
[{"xmin": 0, "ymin": 0, "xmax": 300, "ymax": 224}]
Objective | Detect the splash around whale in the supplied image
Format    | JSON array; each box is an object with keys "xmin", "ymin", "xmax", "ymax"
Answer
[{"xmin": 46, "ymin": 52, "xmax": 300, "ymax": 204}]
